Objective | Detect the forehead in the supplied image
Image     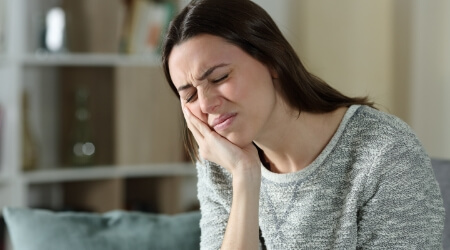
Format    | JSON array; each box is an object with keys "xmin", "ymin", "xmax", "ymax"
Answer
[{"xmin": 168, "ymin": 34, "xmax": 242, "ymax": 85}]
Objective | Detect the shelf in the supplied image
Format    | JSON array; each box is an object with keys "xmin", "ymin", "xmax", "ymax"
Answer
[
  {"xmin": 23, "ymin": 163, "xmax": 196, "ymax": 184},
  {"xmin": 1, "ymin": 0, "xmax": 195, "ymax": 217},
  {"xmin": 21, "ymin": 53, "xmax": 162, "ymax": 67}
]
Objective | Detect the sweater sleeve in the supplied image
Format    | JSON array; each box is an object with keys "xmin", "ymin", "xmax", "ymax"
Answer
[
  {"xmin": 356, "ymin": 135, "xmax": 445, "ymax": 249},
  {"xmin": 196, "ymin": 160, "xmax": 233, "ymax": 250}
]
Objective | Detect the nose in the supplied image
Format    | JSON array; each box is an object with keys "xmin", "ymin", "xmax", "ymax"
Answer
[{"xmin": 198, "ymin": 87, "xmax": 221, "ymax": 114}]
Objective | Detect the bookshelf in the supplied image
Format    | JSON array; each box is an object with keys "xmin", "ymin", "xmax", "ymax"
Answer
[
  {"xmin": 0, "ymin": 0, "xmax": 198, "ymax": 225},
  {"xmin": 22, "ymin": 53, "xmax": 162, "ymax": 67},
  {"xmin": 23, "ymin": 163, "xmax": 196, "ymax": 184}
]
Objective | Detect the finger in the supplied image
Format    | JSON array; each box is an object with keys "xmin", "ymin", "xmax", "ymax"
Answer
[
  {"xmin": 182, "ymin": 106, "xmax": 203, "ymax": 140},
  {"xmin": 183, "ymin": 106, "xmax": 220, "ymax": 147},
  {"xmin": 183, "ymin": 106, "xmax": 212, "ymax": 136}
]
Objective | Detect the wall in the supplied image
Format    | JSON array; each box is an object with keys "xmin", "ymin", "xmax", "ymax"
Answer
[
  {"xmin": 256, "ymin": 0, "xmax": 395, "ymax": 114},
  {"xmin": 409, "ymin": 0, "xmax": 450, "ymax": 159},
  {"xmin": 297, "ymin": 1, "xmax": 396, "ymax": 115},
  {"xmin": 255, "ymin": 0, "xmax": 449, "ymax": 160}
]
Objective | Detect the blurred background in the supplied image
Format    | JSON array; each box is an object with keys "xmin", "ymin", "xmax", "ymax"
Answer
[
  {"xmin": 0, "ymin": 0, "xmax": 449, "ymax": 247},
  {"xmin": 258, "ymin": 0, "xmax": 450, "ymax": 160}
]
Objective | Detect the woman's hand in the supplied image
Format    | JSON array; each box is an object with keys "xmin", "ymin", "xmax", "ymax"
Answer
[
  {"xmin": 184, "ymin": 105, "xmax": 261, "ymax": 250},
  {"xmin": 182, "ymin": 106, "xmax": 261, "ymax": 177}
]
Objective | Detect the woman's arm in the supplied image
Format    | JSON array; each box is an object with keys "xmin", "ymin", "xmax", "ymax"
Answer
[
  {"xmin": 221, "ymin": 165, "xmax": 261, "ymax": 250},
  {"xmin": 196, "ymin": 161, "xmax": 230, "ymax": 249},
  {"xmin": 183, "ymin": 107, "xmax": 262, "ymax": 249},
  {"xmin": 357, "ymin": 140, "xmax": 445, "ymax": 249},
  {"xmin": 197, "ymin": 160, "xmax": 261, "ymax": 250}
]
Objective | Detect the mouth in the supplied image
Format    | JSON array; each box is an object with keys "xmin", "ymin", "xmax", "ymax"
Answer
[{"xmin": 211, "ymin": 113, "xmax": 237, "ymax": 131}]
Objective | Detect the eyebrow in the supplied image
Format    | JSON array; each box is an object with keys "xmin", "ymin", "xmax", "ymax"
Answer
[{"xmin": 176, "ymin": 63, "xmax": 229, "ymax": 92}]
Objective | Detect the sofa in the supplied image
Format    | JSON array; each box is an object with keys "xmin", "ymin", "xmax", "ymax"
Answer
[
  {"xmin": 3, "ymin": 158, "xmax": 450, "ymax": 250},
  {"xmin": 3, "ymin": 207, "xmax": 201, "ymax": 250},
  {"xmin": 431, "ymin": 158, "xmax": 450, "ymax": 250}
]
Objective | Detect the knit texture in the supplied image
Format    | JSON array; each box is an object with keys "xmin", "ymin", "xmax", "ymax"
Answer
[{"xmin": 196, "ymin": 105, "xmax": 445, "ymax": 249}]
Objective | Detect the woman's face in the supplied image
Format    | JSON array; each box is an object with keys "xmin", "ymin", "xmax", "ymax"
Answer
[{"xmin": 168, "ymin": 34, "xmax": 279, "ymax": 147}]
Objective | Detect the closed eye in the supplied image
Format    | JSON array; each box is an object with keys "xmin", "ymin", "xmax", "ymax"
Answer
[
  {"xmin": 184, "ymin": 73, "xmax": 228, "ymax": 103},
  {"xmin": 212, "ymin": 74, "xmax": 228, "ymax": 84},
  {"xmin": 185, "ymin": 91, "xmax": 198, "ymax": 103}
]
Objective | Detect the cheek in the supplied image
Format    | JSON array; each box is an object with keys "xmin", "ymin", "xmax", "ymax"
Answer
[
  {"xmin": 219, "ymin": 78, "xmax": 248, "ymax": 101},
  {"xmin": 184, "ymin": 102, "xmax": 208, "ymax": 123},
  {"xmin": 229, "ymin": 68, "xmax": 274, "ymax": 101}
]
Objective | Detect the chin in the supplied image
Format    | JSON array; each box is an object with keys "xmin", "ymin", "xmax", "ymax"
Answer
[{"xmin": 225, "ymin": 133, "xmax": 253, "ymax": 148}]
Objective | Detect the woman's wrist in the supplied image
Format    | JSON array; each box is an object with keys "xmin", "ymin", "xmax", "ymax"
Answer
[
  {"xmin": 222, "ymin": 162, "xmax": 261, "ymax": 250},
  {"xmin": 232, "ymin": 162, "xmax": 262, "ymax": 191}
]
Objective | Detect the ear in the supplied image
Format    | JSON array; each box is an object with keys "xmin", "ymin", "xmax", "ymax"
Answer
[{"xmin": 269, "ymin": 67, "xmax": 279, "ymax": 79}]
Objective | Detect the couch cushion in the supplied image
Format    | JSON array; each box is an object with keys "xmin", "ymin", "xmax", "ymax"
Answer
[{"xmin": 3, "ymin": 207, "xmax": 200, "ymax": 250}]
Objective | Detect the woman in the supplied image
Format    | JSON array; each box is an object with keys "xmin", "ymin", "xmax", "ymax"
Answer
[{"xmin": 162, "ymin": 0, "xmax": 445, "ymax": 249}]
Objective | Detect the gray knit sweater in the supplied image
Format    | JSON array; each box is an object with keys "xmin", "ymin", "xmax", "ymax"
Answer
[{"xmin": 196, "ymin": 105, "xmax": 445, "ymax": 249}]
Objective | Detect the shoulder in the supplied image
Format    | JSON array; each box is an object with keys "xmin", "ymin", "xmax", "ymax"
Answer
[
  {"xmin": 344, "ymin": 106, "xmax": 439, "ymax": 198},
  {"xmin": 339, "ymin": 105, "xmax": 434, "ymax": 186},
  {"xmin": 344, "ymin": 105, "xmax": 426, "ymax": 158},
  {"xmin": 349, "ymin": 105, "xmax": 418, "ymax": 142}
]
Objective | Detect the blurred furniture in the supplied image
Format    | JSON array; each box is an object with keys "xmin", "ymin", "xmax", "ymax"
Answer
[
  {"xmin": 0, "ymin": 0, "xmax": 198, "ymax": 216},
  {"xmin": 3, "ymin": 207, "xmax": 200, "ymax": 250},
  {"xmin": 431, "ymin": 158, "xmax": 450, "ymax": 250}
]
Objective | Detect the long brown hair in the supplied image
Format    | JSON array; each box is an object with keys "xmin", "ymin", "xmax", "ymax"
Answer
[{"xmin": 161, "ymin": 0, "xmax": 373, "ymax": 161}]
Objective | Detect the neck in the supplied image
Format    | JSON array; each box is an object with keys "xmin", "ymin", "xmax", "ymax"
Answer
[{"xmin": 254, "ymin": 105, "xmax": 348, "ymax": 174}]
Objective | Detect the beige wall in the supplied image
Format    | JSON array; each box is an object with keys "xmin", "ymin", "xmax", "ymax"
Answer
[
  {"xmin": 409, "ymin": 0, "xmax": 450, "ymax": 159},
  {"xmin": 257, "ymin": 0, "xmax": 396, "ymax": 115},
  {"xmin": 296, "ymin": 1, "xmax": 396, "ymax": 115},
  {"xmin": 255, "ymin": 0, "xmax": 449, "ymax": 159}
]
